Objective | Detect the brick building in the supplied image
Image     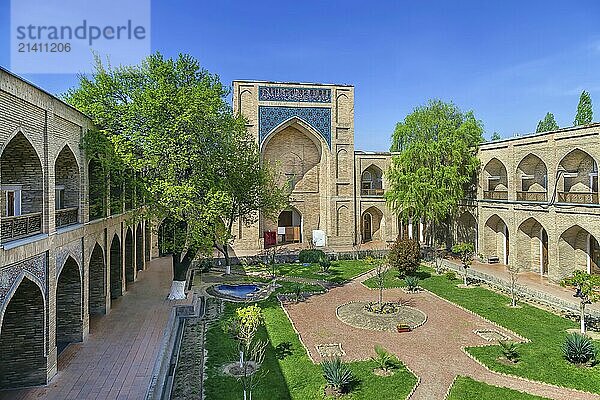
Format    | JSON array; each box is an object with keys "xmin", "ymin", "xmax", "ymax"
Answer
[
  {"xmin": 0, "ymin": 67, "xmax": 155, "ymax": 389},
  {"xmin": 232, "ymin": 80, "xmax": 600, "ymax": 285}
]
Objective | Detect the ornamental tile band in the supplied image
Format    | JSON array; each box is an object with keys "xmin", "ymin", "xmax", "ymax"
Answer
[
  {"xmin": 0, "ymin": 253, "xmax": 47, "ymax": 312},
  {"xmin": 258, "ymin": 86, "xmax": 331, "ymax": 103},
  {"xmin": 259, "ymin": 106, "xmax": 331, "ymax": 147}
]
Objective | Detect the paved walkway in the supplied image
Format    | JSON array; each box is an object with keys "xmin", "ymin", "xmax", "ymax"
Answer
[
  {"xmin": 283, "ymin": 272, "xmax": 598, "ymax": 400},
  {"xmin": 1, "ymin": 256, "xmax": 187, "ymax": 400}
]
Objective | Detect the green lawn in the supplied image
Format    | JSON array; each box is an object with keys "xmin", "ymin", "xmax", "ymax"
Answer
[
  {"xmin": 204, "ymin": 294, "xmax": 417, "ymax": 399},
  {"xmin": 243, "ymin": 259, "xmax": 375, "ymax": 284},
  {"xmin": 376, "ymin": 265, "xmax": 600, "ymax": 394},
  {"xmin": 447, "ymin": 377, "xmax": 550, "ymax": 400}
]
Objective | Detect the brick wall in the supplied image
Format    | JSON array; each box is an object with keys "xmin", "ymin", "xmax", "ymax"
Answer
[
  {"xmin": 56, "ymin": 258, "xmax": 83, "ymax": 344},
  {"xmin": 88, "ymin": 243, "xmax": 106, "ymax": 315},
  {"xmin": 110, "ymin": 235, "xmax": 123, "ymax": 299},
  {"xmin": 0, "ymin": 278, "xmax": 46, "ymax": 389}
]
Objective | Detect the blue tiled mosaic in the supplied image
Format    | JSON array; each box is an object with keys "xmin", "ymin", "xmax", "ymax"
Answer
[
  {"xmin": 259, "ymin": 106, "xmax": 331, "ymax": 147},
  {"xmin": 259, "ymin": 86, "xmax": 331, "ymax": 103}
]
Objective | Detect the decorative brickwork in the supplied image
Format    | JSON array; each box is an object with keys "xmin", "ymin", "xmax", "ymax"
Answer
[
  {"xmin": 0, "ymin": 254, "xmax": 47, "ymax": 312},
  {"xmin": 259, "ymin": 106, "xmax": 331, "ymax": 147},
  {"xmin": 56, "ymin": 239, "xmax": 83, "ymax": 278},
  {"xmin": 258, "ymin": 86, "xmax": 331, "ymax": 103}
]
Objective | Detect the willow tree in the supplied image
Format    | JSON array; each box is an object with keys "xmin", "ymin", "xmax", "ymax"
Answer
[
  {"xmin": 386, "ymin": 100, "xmax": 483, "ymax": 254},
  {"xmin": 65, "ymin": 53, "xmax": 255, "ymax": 298}
]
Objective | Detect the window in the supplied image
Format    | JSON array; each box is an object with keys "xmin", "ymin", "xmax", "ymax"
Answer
[
  {"xmin": 3, "ymin": 187, "xmax": 21, "ymax": 217},
  {"xmin": 55, "ymin": 186, "xmax": 65, "ymax": 210}
]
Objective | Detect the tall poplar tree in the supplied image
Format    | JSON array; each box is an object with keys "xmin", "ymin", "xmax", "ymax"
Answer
[{"xmin": 574, "ymin": 90, "xmax": 593, "ymax": 126}]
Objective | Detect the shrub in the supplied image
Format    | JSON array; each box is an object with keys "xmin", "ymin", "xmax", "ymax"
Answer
[
  {"xmin": 445, "ymin": 271, "xmax": 457, "ymax": 281},
  {"xmin": 563, "ymin": 333, "xmax": 597, "ymax": 365},
  {"xmin": 299, "ymin": 249, "xmax": 326, "ymax": 264},
  {"xmin": 388, "ymin": 237, "xmax": 421, "ymax": 276},
  {"xmin": 371, "ymin": 345, "xmax": 395, "ymax": 372},
  {"xmin": 364, "ymin": 301, "xmax": 400, "ymax": 314},
  {"xmin": 404, "ymin": 276, "xmax": 420, "ymax": 292},
  {"xmin": 498, "ymin": 340, "xmax": 520, "ymax": 363},
  {"xmin": 319, "ymin": 255, "xmax": 332, "ymax": 273},
  {"xmin": 322, "ymin": 357, "xmax": 354, "ymax": 393},
  {"xmin": 197, "ymin": 257, "xmax": 212, "ymax": 272}
]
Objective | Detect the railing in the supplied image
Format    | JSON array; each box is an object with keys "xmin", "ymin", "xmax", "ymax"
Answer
[
  {"xmin": 483, "ymin": 190, "xmax": 508, "ymax": 200},
  {"xmin": 557, "ymin": 191, "xmax": 599, "ymax": 204},
  {"xmin": 516, "ymin": 191, "xmax": 547, "ymax": 202},
  {"xmin": 55, "ymin": 207, "xmax": 79, "ymax": 228},
  {"xmin": 1, "ymin": 212, "xmax": 43, "ymax": 242},
  {"xmin": 361, "ymin": 188, "xmax": 385, "ymax": 196}
]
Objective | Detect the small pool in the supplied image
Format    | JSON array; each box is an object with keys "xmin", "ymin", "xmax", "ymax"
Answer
[{"xmin": 214, "ymin": 284, "xmax": 261, "ymax": 299}]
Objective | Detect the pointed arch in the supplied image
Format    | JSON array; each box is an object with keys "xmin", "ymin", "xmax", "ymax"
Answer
[
  {"xmin": 483, "ymin": 158, "xmax": 509, "ymax": 200},
  {"xmin": 361, "ymin": 164, "xmax": 384, "ymax": 196},
  {"xmin": 56, "ymin": 256, "xmax": 83, "ymax": 350},
  {"xmin": 517, "ymin": 217, "xmax": 548, "ymax": 274},
  {"xmin": 0, "ymin": 276, "xmax": 46, "ymax": 389},
  {"xmin": 559, "ymin": 225, "xmax": 600, "ymax": 276},
  {"xmin": 361, "ymin": 206, "xmax": 384, "ymax": 243},
  {"xmin": 516, "ymin": 153, "xmax": 548, "ymax": 202},
  {"xmin": 483, "ymin": 214, "xmax": 509, "ymax": 264},
  {"xmin": 110, "ymin": 234, "xmax": 123, "ymax": 299},
  {"xmin": 557, "ymin": 149, "xmax": 598, "ymax": 204},
  {"xmin": 1, "ymin": 132, "xmax": 44, "ymax": 240},
  {"xmin": 88, "ymin": 242, "xmax": 106, "ymax": 316},
  {"xmin": 125, "ymin": 227, "xmax": 135, "ymax": 286}
]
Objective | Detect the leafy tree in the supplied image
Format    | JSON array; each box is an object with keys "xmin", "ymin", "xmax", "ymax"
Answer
[
  {"xmin": 507, "ymin": 264, "xmax": 521, "ymax": 307},
  {"xmin": 387, "ymin": 100, "xmax": 483, "ymax": 253},
  {"xmin": 561, "ymin": 270, "xmax": 600, "ymax": 334},
  {"xmin": 65, "ymin": 53, "xmax": 247, "ymax": 298},
  {"xmin": 388, "ymin": 238, "xmax": 421, "ymax": 276},
  {"xmin": 490, "ymin": 131, "xmax": 501, "ymax": 141},
  {"xmin": 536, "ymin": 112, "xmax": 559, "ymax": 133},
  {"xmin": 452, "ymin": 242, "xmax": 474, "ymax": 286},
  {"xmin": 210, "ymin": 127, "xmax": 288, "ymax": 274},
  {"xmin": 574, "ymin": 90, "xmax": 593, "ymax": 126},
  {"xmin": 369, "ymin": 257, "xmax": 389, "ymax": 307}
]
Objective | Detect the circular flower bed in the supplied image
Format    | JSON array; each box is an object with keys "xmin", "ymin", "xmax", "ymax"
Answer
[
  {"xmin": 336, "ymin": 301, "xmax": 427, "ymax": 332},
  {"xmin": 363, "ymin": 301, "xmax": 401, "ymax": 314}
]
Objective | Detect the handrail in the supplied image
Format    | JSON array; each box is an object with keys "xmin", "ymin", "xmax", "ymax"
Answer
[{"xmin": 1, "ymin": 212, "xmax": 43, "ymax": 242}]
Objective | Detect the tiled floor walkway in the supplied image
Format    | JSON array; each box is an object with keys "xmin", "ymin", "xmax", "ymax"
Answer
[
  {"xmin": 1, "ymin": 256, "xmax": 186, "ymax": 400},
  {"xmin": 283, "ymin": 272, "xmax": 599, "ymax": 400}
]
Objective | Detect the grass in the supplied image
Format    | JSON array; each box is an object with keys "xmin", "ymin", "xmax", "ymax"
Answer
[
  {"xmin": 242, "ymin": 259, "xmax": 375, "ymax": 284},
  {"xmin": 384, "ymin": 265, "xmax": 600, "ymax": 394},
  {"xmin": 447, "ymin": 377, "xmax": 550, "ymax": 400},
  {"xmin": 204, "ymin": 293, "xmax": 417, "ymax": 399}
]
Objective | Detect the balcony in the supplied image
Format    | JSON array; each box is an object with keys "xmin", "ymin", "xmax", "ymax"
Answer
[
  {"xmin": 516, "ymin": 191, "xmax": 547, "ymax": 202},
  {"xmin": 361, "ymin": 188, "xmax": 385, "ymax": 196},
  {"xmin": 557, "ymin": 191, "xmax": 599, "ymax": 205},
  {"xmin": 55, "ymin": 207, "xmax": 79, "ymax": 228},
  {"xmin": 1, "ymin": 212, "xmax": 43, "ymax": 242},
  {"xmin": 483, "ymin": 190, "xmax": 508, "ymax": 200}
]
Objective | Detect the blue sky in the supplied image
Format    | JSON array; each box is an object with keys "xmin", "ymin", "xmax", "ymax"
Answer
[{"xmin": 1, "ymin": 0, "xmax": 600, "ymax": 151}]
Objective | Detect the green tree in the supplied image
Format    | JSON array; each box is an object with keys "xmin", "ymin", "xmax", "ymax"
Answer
[
  {"xmin": 574, "ymin": 90, "xmax": 593, "ymax": 126},
  {"xmin": 536, "ymin": 112, "xmax": 559, "ymax": 133},
  {"xmin": 490, "ymin": 132, "xmax": 501, "ymax": 141},
  {"xmin": 387, "ymin": 100, "xmax": 483, "ymax": 251},
  {"xmin": 451, "ymin": 242, "xmax": 474, "ymax": 286},
  {"xmin": 65, "ymin": 53, "xmax": 252, "ymax": 297},
  {"xmin": 210, "ymin": 127, "xmax": 288, "ymax": 274},
  {"xmin": 561, "ymin": 270, "xmax": 600, "ymax": 334}
]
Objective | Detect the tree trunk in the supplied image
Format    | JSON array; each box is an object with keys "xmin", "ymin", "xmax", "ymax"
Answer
[
  {"xmin": 378, "ymin": 287, "xmax": 383, "ymax": 306},
  {"xmin": 168, "ymin": 246, "xmax": 199, "ymax": 300},
  {"xmin": 223, "ymin": 244, "xmax": 231, "ymax": 275},
  {"xmin": 463, "ymin": 266, "xmax": 468, "ymax": 286},
  {"xmin": 580, "ymin": 302, "xmax": 586, "ymax": 334}
]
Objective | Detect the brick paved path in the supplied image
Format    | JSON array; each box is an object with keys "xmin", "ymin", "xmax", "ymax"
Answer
[
  {"xmin": 283, "ymin": 273, "xmax": 598, "ymax": 400},
  {"xmin": 0, "ymin": 256, "xmax": 187, "ymax": 400}
]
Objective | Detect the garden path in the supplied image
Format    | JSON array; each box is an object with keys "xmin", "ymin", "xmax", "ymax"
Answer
[{"xmin": 283, "ymin": 272, "xmax": 599, "ymax": 400}]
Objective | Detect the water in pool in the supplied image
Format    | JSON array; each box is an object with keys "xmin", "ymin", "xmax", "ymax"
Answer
[{"xmin": 216, "ymin": 284, "xmax": 260, "ymax": 298}]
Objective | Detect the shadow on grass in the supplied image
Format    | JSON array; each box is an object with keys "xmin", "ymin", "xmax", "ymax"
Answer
[{"xmin": 274, "ymin": 342, "xmax": 294, "ymax": 360}]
